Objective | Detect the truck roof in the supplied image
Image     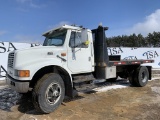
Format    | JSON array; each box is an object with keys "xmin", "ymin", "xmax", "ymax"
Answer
[{"xmin": 42, "ymin": 24, "xmax": 85, "ymax": 36}]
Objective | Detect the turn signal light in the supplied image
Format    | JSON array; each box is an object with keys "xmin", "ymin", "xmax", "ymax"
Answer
[
  {"xmin": 61, "ymin": 53, "xmax": 66, "ymax": 56},
  {"xmin": 18, "ymin": 70, "xmax": 30, "ymax": 77}
]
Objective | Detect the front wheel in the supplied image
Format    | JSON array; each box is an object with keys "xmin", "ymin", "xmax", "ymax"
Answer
[{"xmin": 32, "ymin": 73, "xmax": 65, "ymax": 113}]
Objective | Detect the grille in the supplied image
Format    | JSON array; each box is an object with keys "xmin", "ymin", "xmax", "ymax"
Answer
[{"xmin": 8, "ymin": 52, "xmax": 15, "ymax": 68}]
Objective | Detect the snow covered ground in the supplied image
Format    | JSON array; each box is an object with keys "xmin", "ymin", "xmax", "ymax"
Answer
[{"xmin": 0, "ymin": 76, "xmax": 160, "ymax": 111}]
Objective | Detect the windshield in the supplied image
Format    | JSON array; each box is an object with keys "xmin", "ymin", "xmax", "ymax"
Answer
[{"xmin": 43, "ymin": 29, "xmax": 67, "ymax": 46}]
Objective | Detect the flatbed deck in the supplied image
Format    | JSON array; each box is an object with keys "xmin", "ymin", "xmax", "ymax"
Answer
[{"xmin": 110, "ymin": 59, "xmax": 154, "ymax": 66}]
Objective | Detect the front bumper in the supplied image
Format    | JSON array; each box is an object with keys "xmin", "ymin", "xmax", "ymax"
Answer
[{"xmin": 6, "ymin": 74, "xmax": 30, "ymax": 93}]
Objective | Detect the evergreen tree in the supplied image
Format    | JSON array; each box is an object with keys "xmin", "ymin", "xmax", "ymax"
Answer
[{"xmin": 106, "ymin": 31, "xmax": 160, "ymax": 47}]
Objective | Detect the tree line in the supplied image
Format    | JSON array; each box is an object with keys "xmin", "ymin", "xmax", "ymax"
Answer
[{"xmin": 106, "ymin": 31, "xmax": 160, "ymax": 47}]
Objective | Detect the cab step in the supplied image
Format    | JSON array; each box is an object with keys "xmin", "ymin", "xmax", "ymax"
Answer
[
  {"xmin": 72, "ymin": 73, "xmax": 95, "ymax": 83},
  {"xmin": 74, "ymin": 82, "xmax": 98, "ymax": 92},
  {"xmin": 73, "ymin": 79, "xmax": 107, "ymax": 92}
]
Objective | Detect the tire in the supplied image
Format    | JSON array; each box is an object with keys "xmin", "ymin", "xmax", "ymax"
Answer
[
  {"xmin": 32, "ymin": 73, "xmax": 65, "ymax": 113},
  {"xmin": 134, "ymin": 66, "xmax": 149, "ymax": 87},
  {"xmin": 128, "ymin": 70, "xmax": 137, "ymax": 86}
]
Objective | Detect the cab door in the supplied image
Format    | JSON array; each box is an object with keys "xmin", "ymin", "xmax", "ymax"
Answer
[{"xmin": 67, "ymin": 30, "xmax": 92, "ymax": 74}]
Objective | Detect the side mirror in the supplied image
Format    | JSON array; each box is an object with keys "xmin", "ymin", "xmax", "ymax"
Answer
[{"xmin": 81, "ymin": 29, "xmax": 89, "ymax": 46}]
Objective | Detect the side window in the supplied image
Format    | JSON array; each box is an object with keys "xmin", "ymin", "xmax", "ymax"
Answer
[{"xmin": 69, "ymin": 31, "xmax": 88, "ymax": 48}]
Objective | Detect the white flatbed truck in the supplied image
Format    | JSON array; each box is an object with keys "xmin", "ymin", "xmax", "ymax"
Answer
[{"xmin": 6, "ymin": 24, "xmax": 154, "ymax": 113}]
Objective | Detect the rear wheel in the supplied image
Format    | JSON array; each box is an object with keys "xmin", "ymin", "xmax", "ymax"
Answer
[
  {"xmin": 135, "ymin": 66, "xmax": 149, "ymax": 87},
  {"xmin": 32, "ymin": 73, "xmax": 65, "ymax": 113},
  {"xmin": 128, "ymin": 70, "xmax": 137, "ymax": 86}
]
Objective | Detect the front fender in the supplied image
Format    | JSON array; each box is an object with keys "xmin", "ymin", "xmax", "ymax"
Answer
[{"xmin": 15, "ymin": 58, "xmax": 72, "ymax": 81}]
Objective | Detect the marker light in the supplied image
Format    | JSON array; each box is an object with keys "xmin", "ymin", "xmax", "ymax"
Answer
[
  {"xmin": 18, "ymin": 70, "xmax": 30, "ymax": 77},
  {"xmin": 61, "ymin": 53, "xmax": 66, "ymax": 56}
]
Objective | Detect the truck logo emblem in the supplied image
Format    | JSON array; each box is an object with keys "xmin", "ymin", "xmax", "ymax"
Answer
[{"xmin": 47, "ymin": 52, "xmax": 53, "ymax": 55}]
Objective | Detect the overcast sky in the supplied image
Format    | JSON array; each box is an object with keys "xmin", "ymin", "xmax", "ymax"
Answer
[{"xmin": 0, "ymin": 0, "xmax": 160, "ymax": 43}]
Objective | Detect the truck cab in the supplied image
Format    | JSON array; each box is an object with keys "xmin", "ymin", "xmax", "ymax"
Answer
[
  {"xmin": 42, "ymin": 25, "xmax": 95, "ymax": 74},
  {"xmin": 7, "ymin": 25, "xmax": 93, "ymax": 90},
  {"xmin": 6, "ymin": 24, "xmax": 154, "ymax": 113}
]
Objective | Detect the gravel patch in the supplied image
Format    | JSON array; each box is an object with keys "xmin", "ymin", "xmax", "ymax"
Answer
[{"xmin": 0, "ymin": 88, "xmax": 22, "ymax": 111}]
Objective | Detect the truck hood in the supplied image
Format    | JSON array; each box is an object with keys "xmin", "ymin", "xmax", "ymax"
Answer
[{"xmin": 13, "ymin": 46, "xmax": 66, "ymax": 68}]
